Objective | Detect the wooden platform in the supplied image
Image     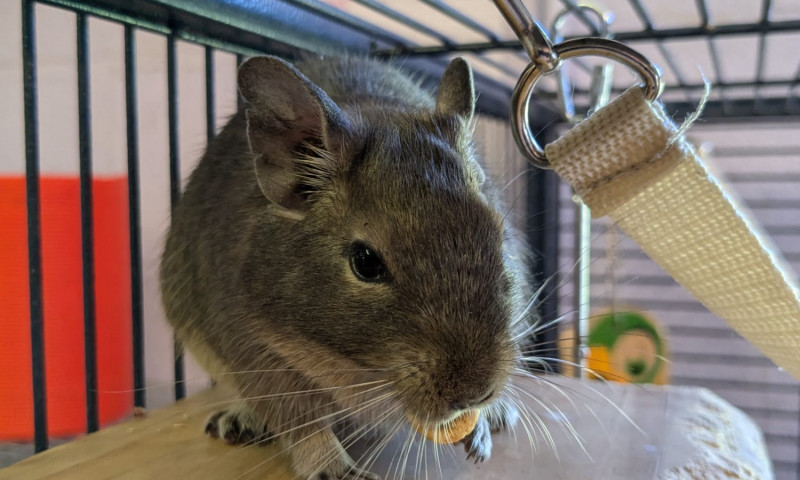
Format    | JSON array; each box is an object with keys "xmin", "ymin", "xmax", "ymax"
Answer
[{"xmin": 0, "ymin": 377, "xmax": 774, "ymax": 480}]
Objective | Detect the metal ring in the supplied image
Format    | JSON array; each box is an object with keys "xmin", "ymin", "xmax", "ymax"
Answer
[{"xmin": 511, "ymin": 37, "xmax": 663, "ymax": 169}]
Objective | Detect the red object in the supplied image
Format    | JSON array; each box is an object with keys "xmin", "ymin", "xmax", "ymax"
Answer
[{"xmin": 0, "ymin": 175, "xmax": 133, "ymax": 439}]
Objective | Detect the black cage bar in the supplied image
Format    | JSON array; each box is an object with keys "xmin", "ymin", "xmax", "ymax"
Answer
[
  {"xmin": 76, "ymin": 10, "xmax": 99, "ymax": 435},
  {"xmin": 22, "ymin": 0, "xmax": 48, "ymax": 454},
  {"xmin": 166, "ymin": 34, "xmax": 185, "ymax": 402},
  {"xmin": 124, "ymin": 23, "xmax": 146, "ymax": 411}
]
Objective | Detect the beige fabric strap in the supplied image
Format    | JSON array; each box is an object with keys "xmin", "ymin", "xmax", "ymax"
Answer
[{"xmin": 546, "ymin": 87, "xmax": 800, "ymax": 379}]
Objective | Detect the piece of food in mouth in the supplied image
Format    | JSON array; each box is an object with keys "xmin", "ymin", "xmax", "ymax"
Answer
[{"xmin": 409, "ymin": 409, "xmax": 480, "ymax": 444}]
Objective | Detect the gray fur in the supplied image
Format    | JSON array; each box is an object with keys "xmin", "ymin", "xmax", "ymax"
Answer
[{"xmin": 160, "ymin": 55, "xmax": 534, "ymax": 479}]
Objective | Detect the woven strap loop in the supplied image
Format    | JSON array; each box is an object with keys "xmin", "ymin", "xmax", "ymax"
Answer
[{"xmin": 546, "ymin": 87, "xmax": 800, "ymax": 379}]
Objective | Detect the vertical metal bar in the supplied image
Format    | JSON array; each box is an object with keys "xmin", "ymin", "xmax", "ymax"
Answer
[
  {"xmin": 797, "ymin": 384, "xmax": 800, "ymax": 478},
  {"xmin": 201, "ymin": 47, "xmax": 219, "ymax": 385},
  {"xmin": 754, "ymin": 36, "xmax": 767, "ymax": 113},
  {"xmin": 552, "ymin": 3, "xmax": 612, "ymax": 377},
  {"xmin": 167, "ymin": 35, "xmax": 185, "ymax": 401},
  {"xmin": 656, "ymin": 42, "xmax": 691, "ymax": 101},
  {"xmin": 77, "ymin": 12, "xmax": 99, "ymax": 433},
  {"xmin": 205, "ymin": 46, "xmax": 215, "ymax": 142},
  {"xmin": 556, "ymin": 0, "xmax": 600, "ymax": 35},
  {"xmin": 628, "ymin": 0, "xmax": 653, "ymax": 29},
  {"xmin": 167, "ymin": 38, "xmax": 180, "ymax": 210},
  {"xmin": 570, "ymin": 82, "xmax": 610, "ymax": 379},
  {"xmin": 754, "ymin": 0, "xmax": 773, "ymax": 113},
  {"xmin": 694, "ymin": 0, "xmax": 710, "ymax": 26},
  {"xmin": 708, "ymin": 38, "xmax": 730, "ymax": 115},
  {"xmin": 783, "ymin": 62, "xmax": 800, "ymax": 113},
  {"xmin": 236, "ymin": 53, "xmax": 244, "ymax": 111},
  {"xmin": 571, "ymin": 202, "xmax": 590, "ymax": 375},
  {"xmin": 125, "ymin": 25, "xmax": 146, "ymax": 409},
  {"xmin": 22, "ymin": 0, "xmax": 48, "ymax": 453},
  {"xmin": 627, "ymin": 0, "xmax": 691, "ymax": 102}
]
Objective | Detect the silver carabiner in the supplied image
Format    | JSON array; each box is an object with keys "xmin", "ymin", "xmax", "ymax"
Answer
[{"xmin": 493, "ymin": 0, "xmax": 663, "ymax": 169}]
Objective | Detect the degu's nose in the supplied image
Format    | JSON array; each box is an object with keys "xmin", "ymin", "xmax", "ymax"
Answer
[{"xmin": 449, "ymin": 389, "xmax": 495, "ymax": 412}]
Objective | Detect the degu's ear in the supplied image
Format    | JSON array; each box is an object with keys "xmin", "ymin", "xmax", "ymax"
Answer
[
  {"xmin": 237, "ymin": 56, "xmax": 349, "ymax": 220},
  {"xmin": 435, "ymin": 57, "xmax": 476, "ymax": 121}
]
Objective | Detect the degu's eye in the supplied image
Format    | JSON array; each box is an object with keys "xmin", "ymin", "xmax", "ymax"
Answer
[{"xmin": 349, "ymin": 242, "xmax": 388, "ymax": 282}]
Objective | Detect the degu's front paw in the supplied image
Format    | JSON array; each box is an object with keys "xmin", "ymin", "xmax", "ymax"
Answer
[
  {"xmin": 204, "ymin": 407, "xmax": 273, "ymax": 446},
  {"xmin": 461, "ymin": 400, "xmax": 519, "ymax": 463},
  {"xmin": 484, "ymin": 398, "xmax": 519, "ymax": 433},
  {"xmin": 462, "ymin": 414, "xmax": 492, "ymax": 463}
]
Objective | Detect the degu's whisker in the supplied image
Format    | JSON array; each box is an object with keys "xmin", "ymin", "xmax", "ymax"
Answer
[
  {"xmin": 518, "ymin": 356, "xmax": 636, "ymax": 384},
  {"xmin": 255, "ymin": 369, "xmax": 424, "ymax": 443},
  {"xmin": 508, "ymin": 383, "xmax": 575, "ymax": 459},
  {"xmin": 387, "ymin": 420, "xmax": 411, "ymax": 480},
  {"xmin": 512, "ymin": 393, "xmax": 545, "ymax": 457},
  {"xmin": 232, "ymin": 382, "xmax": 398, "ymax": 449},
  {"xmin": 509, "ymin": 384, "xmax": 564, "ymax": 456},
  {"xmin": 520, "ymin": 365, "xmax": 645, "ymax": 438},
  {"xmin": 94, "ymin": 375, "xmax": 213, "ymax": 394},
  {"xmin": 517, "ymin": 355, "xmax": 557, "ymax": 374},
  {"xmin": 232, "ymin": 390, "xmax": 399, "ymax": 480},
  {"xmin": 233, "ymin": 379, "xmax": 394, "ymax": 404},
  {"xmin": 395, "ymin": 411, "xmax": 420, "ymax": 480},
  {"xmin": 522, "ymin": 348, "xmax": 665, "ymax": 372},
  {"xmin": 505, "ymin": 397, "xmax": 536, "ymax": 457},
  {"xmin": 432, "ymin": 420, "xmax": 445, "ymax": 480},
  {"xmin": 508, "ymin": 383, "xmax": 589, "ymax": 460},
  {"xmin": 570, "ymin": 381, "xmax": 645, "ymax": 436},
  {"xmin": 255, "ymin": 387, "xmax": 398, "ymax": 449},
  {"xmin": 509, "ymin": 275, "xmax": 553, "ymax": 329},
  {"xmin": 516, "ymin": 371, "xmax": 584, "ymax": 411},
  {"xmin": 498, "ymin": 396, "xmax": 521, "ymax": 447},
  {"xmin": 512, "ymin": 368, "xmax": 578, "ymax": 410},
  {"xmin": 314, "ymin": 404, "xmax": 401, "ymax": 477},
  {"xmin": 414, "ymin": 414, "xmax": 428, "ymax": 480},
  {"xmin": 511, "ymin": 366, "xmax": 614, "ymax": 404},
  {"xmin": 388, "ymin": 412, "xmax": 417, "ymax": 480},
  {"xmin": 238, "ymin": 387, "xmax": 396, "ymax": 455},
  {"xmin": 217, "ymin": 366, "xmax": 403, "ymax": 377},
  {"xmin": 505, "ymin": 389, "xmax": 547, "ymax": 457},
  {"xmin": 357, "ymin": 413, "xmax": 407, "ymax": 478},
  {"xmin": 353, "ymin": 380, "xmax": 423, "ymax": 478}
]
